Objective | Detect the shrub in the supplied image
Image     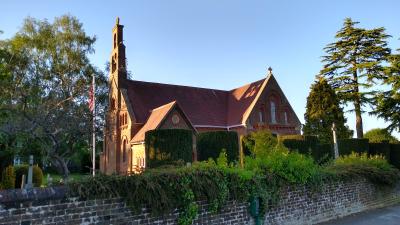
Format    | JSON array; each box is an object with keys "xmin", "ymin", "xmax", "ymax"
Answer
[
  {"xmin": 197, "ymin": 131, "xmax": 239, "ymax": 162},
  {"xmin": 145, "ymin": 129, "xmax": 193, "ymax": 168},
  {"xmin": 364, "ymin": 128, "xmax": 399, "ymax": 143},
  {"xmin": 1, "ymin": 165, "xmax": 16, "ymax": 189},
  {"xmin": 243, "ymin": 130, "xmax": 278, "ymax": 157},
  {"xmin": 326, "ymin": 152, "xmax": 399, "ymax": 185},
  {"xmin": 338, "ymin": 138, "xmax": 369, "ymax": 155},
  {"xmin": 14, "ymin": 165, "xmax": 44, "ymax": 188},
  {"xmin": 369, "ymin": 142, "xmax": 391, "ymax": 161}
]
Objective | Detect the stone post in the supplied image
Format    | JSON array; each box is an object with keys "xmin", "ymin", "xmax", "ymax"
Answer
[
  {"xmin": 25, "ymin": 155, "xmax": 34, "ymax": 189},
  {"xmin": 332, "ymin": 123, "xmax": 339, "ymax": 159}
]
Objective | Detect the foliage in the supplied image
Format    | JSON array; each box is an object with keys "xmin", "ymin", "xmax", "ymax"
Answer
[
  {"xmin": 372, "ymin": 50, "xmax": 400, "ymax": 133},
  {"xmin": 70, "ymin": 130, "xmax": 400, "ymax": 224},
  {"xmin": 1, "ymin": 165, "xmax": 15, "ymax": 189},
  {"xmin": 337, "ymin": 138, "xmax": 369, "ymax": 155},
  {"xmin": 364, "ymin": 128, "xmax": 399, "ymax": 144},
  {"xmin": 325, "ymin": 152, "xmax": 399, "ymax": 185},
  {"xmin": 319, "ymin": 18, "xmax": 391, "ymax": 138},
  {"xmin": 243, "ymin": 129, "xmax": 278, "ymax": 158},
  {"xmin": 369, "ymin": 142, "xmax": 391, "ymax": 160},
  {"xmin": 14, "ymin": 164, "xmax": 44, "ymax": 188},
  {"xmin": 197, "ymin": 131, "xmax": 239, "ymax": 162},
  {"xmin": 303, "ymin": 77, "xmax": 352, "ymax": 143},
  {"xmin": 145, "ymin": 129, "xmax": 193, "ymax": 167},
  {"xmin": 0, "ymin": 15, "xmax": 108, "ymax": 178},
  {"xmin": 390, "ymin": 144, "xmax": 400, "ymax": 169}
]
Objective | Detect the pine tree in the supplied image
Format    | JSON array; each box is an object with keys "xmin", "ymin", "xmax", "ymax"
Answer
[
  {"xmin": 320, "ymin": 18, "xmax": 391, "ymax": 138},
  {"xmin": 303, "ymin": 77, "xmax": 353, "ymax": 143}
]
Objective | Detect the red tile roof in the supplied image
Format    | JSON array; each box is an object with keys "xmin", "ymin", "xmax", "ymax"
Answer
[
  {"xmin": 131, "ymin": 101, "xmax": 177, "ymax": 143},
  {"xmin": 125, "ymin": 77, "xmax": 267, "ymax": 128}
]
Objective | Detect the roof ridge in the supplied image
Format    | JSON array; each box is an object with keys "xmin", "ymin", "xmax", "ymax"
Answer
[
  {"xmin": 125, "ymin": 79, "xmax": 228, "ymax": 92},
  {"xmin": 150, "ymin": 101, "xmax": 176, "ymax": 112}
]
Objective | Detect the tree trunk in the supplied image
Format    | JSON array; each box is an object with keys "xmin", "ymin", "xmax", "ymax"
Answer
[
  {"xmin": 51, "ymin": 154, "xmax": 70, "ymax": 180},
  {"xmin": 353, "ymin": 68, "xmax": 364, "ymax": 138}
]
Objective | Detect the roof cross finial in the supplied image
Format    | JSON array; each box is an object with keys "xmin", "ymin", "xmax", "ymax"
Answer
[
  {"xmin": 116, "ymin": 17, "xmax": 120, "ymax": 25},
  {"xmin": 267, "ymin": 67, "xmax": 273, "ymax": 76}
]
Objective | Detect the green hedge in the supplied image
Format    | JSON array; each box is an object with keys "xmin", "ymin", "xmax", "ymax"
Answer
[
  {"xmin": 390, "ymin": 144, "xmax": 400, "ymax": 169},
  {"xmin": 313, "ymin": 144, "xmax": 334, "ymax": 163},
  {"xmin": 197, "ymin": 131, "xmax": 239, "ymax": 162},
  {"xmin": 145, "ymin": 129, "xmax": 193, "ymax": 168},
  {"xmin": 338, "ymin": 138, "xmax": 369, "ymax": 155},
  {"xmin": 369, "ymin": 142, "xmax": 391, "ymax": 160}
]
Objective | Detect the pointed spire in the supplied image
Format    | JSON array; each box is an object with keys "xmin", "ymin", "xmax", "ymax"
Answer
[
  {"xmin": 267, "ymin": 67, "xmax": 273, "ymax": 76},
  {"xmin": 116, "ymin": 17, "xmax": 120, "ymax": 25}
]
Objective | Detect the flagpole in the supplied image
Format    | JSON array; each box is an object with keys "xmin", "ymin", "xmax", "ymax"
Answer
[{"xmin": 92, "ymin": 74, "xmax": 96, "ymax": 177}]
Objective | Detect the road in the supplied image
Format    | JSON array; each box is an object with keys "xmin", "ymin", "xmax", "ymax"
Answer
[{"xmin": 319, "ymin": 204, "xmax": 400, "ymax": 225}]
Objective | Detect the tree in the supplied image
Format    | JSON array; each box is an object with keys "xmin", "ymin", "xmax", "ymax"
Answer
[
  {"xmin": 303, "ymin": 77, "xmax": 352, "ymax": 143},
  {"xmin": 0, "ymin": 15, "xmax": 107, "ymax": 178},
  {"xmin": 364, "ymin": 128, "xmax": 399, "ymax": 143},
  {"xmin": 371, "ymin": 48, "xmax": 400, "ymax": 133},
  {"xmin": 320, "ymin": 18, "xmax": 391, "ymax": 138}
]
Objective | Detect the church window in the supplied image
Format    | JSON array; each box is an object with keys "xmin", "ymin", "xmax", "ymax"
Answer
[
  {"xmin": 114, "ymin": 34, "xmax": 116, "ymax": 49},
  {"xmin": 122, "ymin": 139, "xmax": 127, "ymax": 162},
  {"xmin": 111, "ymin": 98, "xmax": 115, "ymax": 109},
  {"xmin": 270, "ymin": 101, "xmax": 277, "ymax": 124},
  {"xmin": 284, "ymin": 111, "xmax": 288, "ymax": 124},
  {"xmin": 259, "ymin": 110, "xmax": 264, "ymax": 123}
]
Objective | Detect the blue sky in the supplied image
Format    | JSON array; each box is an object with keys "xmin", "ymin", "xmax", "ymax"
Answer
[{"xmin": 1, "ymin": 0, "xmax": 399, "ymax": 138}]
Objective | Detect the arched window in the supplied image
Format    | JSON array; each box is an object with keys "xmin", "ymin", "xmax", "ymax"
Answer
[
  {"xmin": 113, "ymin": 34, "xmax": 117, "ymax": 49},
  {"xmin": 270, "ymin": 101, "xmax": 276, "ymax": 124},
  {"xmin": 122, "ymin": 139, "xmax": 127, "ymax": 162},
  {"xmin": 284, "ymin": 111, "xmax": 288, "ymax": 124},
  {"xmin": 258, "ymin": 110, "xmax": 264, "ymax": 123}
]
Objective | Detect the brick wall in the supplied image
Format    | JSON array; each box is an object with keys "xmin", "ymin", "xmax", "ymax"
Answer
[{"xmin": 1, "ymin": 179, "xmax": 399, "ymax": 225}]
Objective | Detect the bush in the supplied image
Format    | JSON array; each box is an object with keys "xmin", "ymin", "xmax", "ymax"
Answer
[
  {"xmin": 364, "ymin": 128, "xmax": 399, "ymax": 144},
  {"xmin": 369, "ymin": 142, "xmax": 391, "ymax": 161},
  {"xmin": 326, "ymin": 152, "xmax": 399, "ymax": 186},
  {"xmin": 145, "ymin": 129, "xmax": 193, "ymax": 167},
  {"xmin": 197, "ymin": 131, "xmax": 239, "ymax": 162},
  {"xmin": 1, "ymin": 165, "xmax": 15, "ymax": 189},
  {"xmin": 14, "ymin": 165, "xmax": 44, "ymax": 188},
  {"xmin": 243, "ymin": 130, "xmax": 278, "ymax": 157},
  {"xmin": 338, "ymin": 138, "xmax": 369, "ymax": 155}
]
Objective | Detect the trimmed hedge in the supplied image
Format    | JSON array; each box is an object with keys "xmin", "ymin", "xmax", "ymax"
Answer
[
  {"xmin": 338, "ymin": 138, "xmax": 369, "ymax": 156},
  {"xmin": 390, "ymin": 144, "xmax": 400, "ymax": 169},
  {"xmin": 14, "ymin": 165, "xmax": 44, "ymax": 188},
  {"xmin": 369, "ymin": 142, "xmax": 391, "ymax": 160},
  {"xmin": 197, "ymin": 131, "xmax": 239, "ymax": 162},
  {"xmin": 145, "ymin": 129, "xmax": 193, "ymax": 167}
]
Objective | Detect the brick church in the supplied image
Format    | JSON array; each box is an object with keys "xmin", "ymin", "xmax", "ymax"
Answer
[{"xmin": 100, "ymin": 19, "xmax": 301, "ymax": 175}]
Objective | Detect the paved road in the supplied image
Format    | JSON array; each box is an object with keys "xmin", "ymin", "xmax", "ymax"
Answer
[{"xmin": 319, "ymin": 204, "xmax": 400, "ymax": 225}]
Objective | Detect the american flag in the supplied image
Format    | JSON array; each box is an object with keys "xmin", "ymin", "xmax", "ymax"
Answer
[{"xmin": 88, "ymin": 76, "xmax": 95, "ymax": 112}]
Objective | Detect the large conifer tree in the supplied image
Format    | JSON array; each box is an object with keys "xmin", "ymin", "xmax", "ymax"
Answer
[
  {"xmin": 303, "ymin": 77, "xmax": 352, "ymax": 143},
  {"xmin": 320, "ymin": 18, "xmax": 391, "ymax": 138},
  {"xmin": 372, "ymin": 49, "xmax": 400, "ymax": 132}
]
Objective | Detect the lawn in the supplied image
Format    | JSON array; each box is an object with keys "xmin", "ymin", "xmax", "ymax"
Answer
[{"xmin": 42, "ymin": 173, "xmax": 90, "ymax": 186}]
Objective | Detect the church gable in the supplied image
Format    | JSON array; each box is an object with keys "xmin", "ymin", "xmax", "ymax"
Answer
[{"xmin": 131, "ymin": 101, "xmax": 196, "ymax": 143}]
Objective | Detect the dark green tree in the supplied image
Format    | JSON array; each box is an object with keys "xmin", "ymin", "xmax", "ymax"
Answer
[
  {"xmin": 320, "ymin": 18, "xmax": 391, "ymax": 138},
  {"xmin": 0, "ymin": 15, "xmax": 108, "ymax": 178},
  {"xmin": 372, "ymin": 48, "xmax": 400, "ymax": 133},
  {"xmin": 303, "ymin": 77, "xmax": 352, "ymax": 143},
  {"xmin": 364, "ymin": 128, "xmax": 399, "ymax": 143}
]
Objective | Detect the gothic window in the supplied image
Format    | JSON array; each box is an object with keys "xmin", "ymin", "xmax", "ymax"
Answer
[
  {"xmin": 111, "ymin": 54, "xmax": 117, "ymax": 73},
  {"xmin": 122, "ymin": 139, "xmax": 127, "ymax": 162},
  {"xmin": 270, "ymin": 101, "xmax": 277, "ymax": 124},
  {"xmin": 284, "ymin": 111, "xmax": 288, "ymax": 124},
  {"xmin": 114, "ymin": 34, "xmax": 116, "ymax": 48},
  {"xmin": 258, "ymin": 110, "xmax": 264, "ymax": 123}
]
